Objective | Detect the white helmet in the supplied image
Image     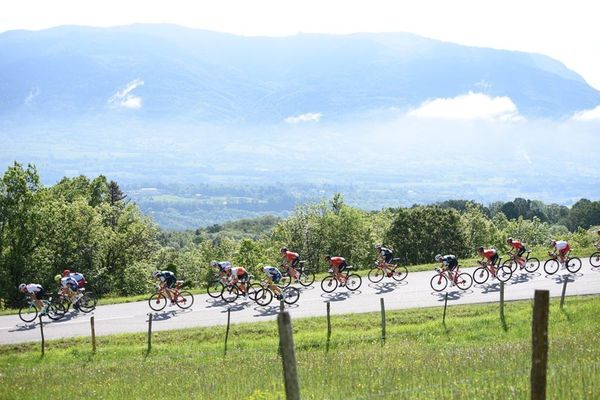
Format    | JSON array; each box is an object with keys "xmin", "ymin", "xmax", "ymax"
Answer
[
  {"xmin": 152, "ymin": 270, "xmax": 161, "ymax": 279},
  {"xmin": 435, "ymin": 254, "xmax": 442, "ymax": 262},
  {"xmin": 210, "ymin": 260, "xmax": 218, "ymax": 268},
  {"xmin": 18, "ymin": 283, "xmax": 27, "ymax": 291},
  {"xmin": 263, "ymin": 265, "xmax": 272, "ymax": 272}
]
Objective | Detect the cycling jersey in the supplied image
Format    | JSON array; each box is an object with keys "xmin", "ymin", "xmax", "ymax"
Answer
[
  {"xmin": 231, "ymin": 267, "xmax": 249, "ymax": 282},
  {"xmin": 329, "ymin": 257, "xmax": 347, "ymax": 272},
  {"xmin": 157, "ymin": 271, "xmax": 177, "ymax": 288},
  {"xmin": 264, "ymin": 266, "xmax": 282, "ymax": 283},
  {"xmin": 25, "ymin": 284, "xmax": 45, "ymax": 299},
  {"xmin": 69, "ymin": 272, "xmax": 86, "ymax": 288},
  {"xmin": 378, "ymin": 247, "xmax": 394, "ymax": 263},
  {"xmin": 441, "ymin": 255, "xmax": 458, "ymax": 270},
  {"xmin": 283, "ymin": 251, "xmax": 300, "ymax": 267},
  {"xmin": 554, "ymin": 241, "xmax": 570, "ymax": 255},
  {"xmin": 510, "ymin": 240, "xmax": 524, "ymax": 250},
  {"xmin": 482, "ymin": 249, "xmax": 499, "ymax": 264},
  {"xmin": 59, "ymin": 277, "xmax": 78, "ymax": 291}
]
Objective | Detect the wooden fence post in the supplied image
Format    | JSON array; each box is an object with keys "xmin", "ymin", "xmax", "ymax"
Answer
[
  {"xmin": 531, "ymin": 290, "xmax": 549, "ymax": 400},
  {"xmin": 280, "ymin": 299, "xmax": 285, "ymax": 313},
  {"xmin": 560, "ymin": 277, "xmax": 570, "ymax": 309},
  {"xmin": 326, "ymin": 301, "xmax": 331, "ymax": 352},
  {"xmin": 90, "ymin": 316, "xmax": 96, "ymax": 353},
  {"xmin": 380, "ymin": 297, "xmax": 386, "ymax": 345},
  {"xmin": 39, "ymin": 315, "xmax": 45, "ymax": 357},
  {"xmin": 500, "ymin": 281, "xmax": 505, "ymax": 322},
  {"xmin": 278, "ymin": 311, "xmax": 300, "ymax": 400},
  {"xmin": 224, "ymin": 308, "xmax": 231, "ymax": 356},
  {"xmin": 146, "ymin": 313, "xmax": 153, "ymax": 355},
  {"xmin": 442, "ymin": 292, "xmax": 448, "ymax": 324}
]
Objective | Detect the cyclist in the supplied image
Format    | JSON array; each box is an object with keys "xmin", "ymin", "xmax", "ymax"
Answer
[
  {"xmin": 152, "ymin": 270, "xmax": 177, "ymax": 305},
  {"xmin": 435, "ymin": 254, "xmax": 459, "ymax": 285},
  {"xmin": 477, "ymin": 246, "xmax": 499, "ymax": 277},
  {"xmin": 280, "ymin": 247, "xmax": 300, "ymax": 281},
  {"xmin": 62, "ymin": 269, "xmax": 86, "ymax": 289},
  {"xmin": 375, "ymin": 244, "xmax": 395, "ymax": 276},
  {"xmin": 18, "ymin": 283, "xmax": 45, "ymax": 312},
  {"xmin": 210, "ymin": 260, "xmax": 232, "ymax": 277},
  {"xmin": 324, "ymin": 255, "xmax": 347, "ymax": 284},
  {"xmin": 549, "ymin": 239, "xmax": 570, "ymax": 265},
  {"xmin": 506, "ymin": 238, "xmax": 528, "ymax": 269},
  {"xmin": 227, "ymin": 266, "xmax": 250, "ymax": 298},
  {"xmin": 263, "ymin": 265, "xmax": 283, "ymax": 300},
  {"xmin": 595, "ymin": 229, "xmax": 600, "ymax": 249}
]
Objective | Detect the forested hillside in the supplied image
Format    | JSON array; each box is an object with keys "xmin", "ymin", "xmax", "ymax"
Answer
[{"xmin": 1, "ymin": 163, "xmax": 599, "ymax": 306}]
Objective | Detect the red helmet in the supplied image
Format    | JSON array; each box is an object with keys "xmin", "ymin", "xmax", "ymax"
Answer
[{"xmin": 63, "ymin": 269, "xmax": 71, "ymax": 276}]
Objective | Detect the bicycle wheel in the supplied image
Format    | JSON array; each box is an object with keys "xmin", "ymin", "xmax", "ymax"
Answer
[
  {"xmin": 367, "ymin": 268, "xmax": 385, "ymax": 283},
  {"xmin": 391, "ymin": 265, "xmax": 408, "ymax": 281},
  {"xmin": 346, "ymin": 274, "xmax": 362, "ymax": 291},
  {"xmin": 589, "ymin": 252, "xmax": 600, "ymax": 268},
  {"xmin": 77, "ymin": 293, "xmax": 96, "ymax": 313},
  {"xmin": 247, "ymin": 283, "xmax": 263, "ymax": 301},
  {"xmin": 255, "ymin": 288, "xmax": 273, "ymax": 306},
  {"xmin": 207, "ymin": 281, "xmax": 224, "ymax": 298},
  {"xmin": 525, "ymin": 257, "xmax": 540, "ymax": 273},
  {"xmin": 221, "ymin": 286, "xmax": 239, "ymax": 303},
  {"xmin": 502, "ymin": 259, "xmax": 517, "ymax": 273},
  {"xmin": 430, "ymin": 274, "xmax": 448, "ymax": 292},
  {"xmin": 544, "ymin": 259, "xmax": 560, "ymax": 275},
  {"xmin": 18, "ymin": 303, "xmax": 38, "ymax": 323},
  {"xmin": 456, "ymin": 273, "xmax": 472, "ymax": 290},
  {"xmin": 298, "ymin": 271, "xmax": 315, "ymax": 287},
  {"xmin": 175, "ymin": 290, "xmax": 194, "ymax": 309},
  {"xmin": 283, "ymin": 287, "xmax": 300, "ymax": 304},
  {"xmin": 279, "ymin": 274, "xmax": 292, "ymax": 288},
  {"xmin": 46, "ymin": 302, "xmax": 65, "ymax": 320},
  {"xmin": 496, "ymin": 266, "xmax": 512, "ymax": 282},
  {"xmin": 566, "ymin": 257, "xmax": 582, "ymax": 273},
  {"xmin": 473, "ymin": 267, "xmax": 489, "ymax": 284},
  {"xmin": 320, "ymin": 276, "xmax": 338, "ymax": 293},
  {"xmin": 148, "ymin": 293, "xmax": 167, "ymax": 311}
]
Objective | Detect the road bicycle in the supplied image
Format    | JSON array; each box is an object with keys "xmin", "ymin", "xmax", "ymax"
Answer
[
  {"xmin": 252, "ymin": 279, "xmax": 300, "ymax": 306},
  {"xmin": 207, "ymin": 274, "xmax": 228, "ymax": 298},
  {"xmin": 543, "ymin": 252, "xmax": 582, "ymax": 275},
  {"xmin": 501, "ymin": 251, "xmax": 540, "ymax": 273},
  {"xmin": 18, "ymin": 296, "xmax": 65, "ymax": 322},
  {"xmin": 473, "ymin": 259, "xmax": 512, "ymax": 284},
  {"xmin": 148, "ymin": 281, "xmax": 194, "ymax": 311},
  {"xmin": 220, "ymin": 277, "xmax": 253, "ymax": 303},
  {"xmin": 56, "ymin": 288, "xmax": 97, "ymax": 313},
  {"xmin": 589, "ymin": 247, "xmax": 600, "ymax": 268},
  {"xmin": 320, "ymin": 266, "xmax": 362, "ymax": 293},
  {"xmin": 430, "ymin": 265, "xmax": 473, "ymax": 292},
  {"xmin": 367, "ymin": 259, "xmax": 408, "ymax": 283},
  {"xmin": 279, "ymin": 261, "xmax": 316, "ymax": 287}
]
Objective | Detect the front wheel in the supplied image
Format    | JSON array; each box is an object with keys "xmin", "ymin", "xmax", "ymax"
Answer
[
  {"xmin": 207, "ymin": 281, "xmax": 224, "ymax": 298},
  {"xmin": 589, "ymin": 251, "xmax": 600, "ymax": 268},
  {"xmin": 321, "ymin": 276, "xmax": 338, "ymax": 293},
  {"xmin": 247, "ymin": 283, "xmax": 263, "ymax": 301},
  {"xmin": 496, "ymin": 266, "xmax": 512, "ymax": 282},
  {"xmin": 456, "ymin": 273, "xmax": 473, "ymax": 290},
  {"xmin": 544, "ymin": 259, "xmax": 560, "ymax": 275},
  {"xmin": 345, "ymin": 274, "xmax": 362, "ymax": 291},
  {"xmin": 77, "ymin": 294, "xmax": 96, "ymax": 313},
  {"xmin": 367, "ymin": 268, "xmax": 384, "ymax": 283},
  {"xmin": 566, "ymin": 257, "xmax": 582, "ymax": 273},
  {"xmin": 175, "ymin": 291, "xmax": 194, "ymax": 309},
  {"xmin": 283, "ymin": 287, "xmax": 300, "ymax": 304},
  {"xmin": 46, "ymin": 303, "xmax": 65, "ymax": 320},
  {"xmin": 148, "ymin": 293, "xmax": 167, "ymax": 311},
  {"xmin": 391, "ymin": 265, "xmax": 408, "ymax": 281},
  {"xmin": 430, "ymin": 274, "xmax": 448, "ymax": 292},
  {"xmin": 255, "ymin": 288, "xmax": 273, "ymax": 306},
  {"xmin": 473, "ymin": 267, "xmax": 489, "ymax": 284},
  {"xmin": 502, "ymin": 259, "xmax": 517, "ymax": 273},
  {"xmin": 298, "ymin": 271, "xmax": 315, "ymax": 287},
  {"xmin": 525, "ymin": 257, "xmax": 540, "ymax": 273},
  {"xmin": 279, "ymin": 274, "xmax": 292, "ymax": 288},
  {"xmin": 18, "ymin": 303, "xmax": 38, "ymax": 323},
  {"xmin": 221, "ymin": 286, "xmax": 239, "ymax": 303}
]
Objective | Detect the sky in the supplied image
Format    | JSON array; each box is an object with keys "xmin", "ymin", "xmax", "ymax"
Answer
[{"xmin": 1, "ymin": 0, "xmax": 600, "ymax": 91}]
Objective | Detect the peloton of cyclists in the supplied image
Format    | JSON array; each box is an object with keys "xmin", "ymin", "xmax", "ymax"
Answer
[
  {"xmin": 477, "ymin": 246, "xmax": 499, "ymax": 277},
  {"xmin": 435, "ymin": 254, "xmax": 460, "ymax": 285},
  {"xmin": 506, "ymin": 238, "xmax": 528, "ymax": 269}
]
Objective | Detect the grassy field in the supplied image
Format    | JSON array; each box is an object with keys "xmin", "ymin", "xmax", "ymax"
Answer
[{"xmin": 0, "ymin": 296, "xmax": 598, "ymax": 399}]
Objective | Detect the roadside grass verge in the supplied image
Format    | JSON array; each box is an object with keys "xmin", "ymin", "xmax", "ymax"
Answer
[{"xmin": 0, "ymin": 295, "xmax": 598, "ymax": 399}]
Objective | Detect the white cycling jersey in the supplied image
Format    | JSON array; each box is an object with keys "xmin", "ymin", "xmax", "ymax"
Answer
[
  {"xmin": 555, "ymin": 241, "xmax": 569, "ymax": 251},
  {"xmin": 25, "ymin": 284, "xmax": 43, "ymax": 294},
  {"xmin": 59, "ymin": 276, "xmax": 78, "ymax": 289}
]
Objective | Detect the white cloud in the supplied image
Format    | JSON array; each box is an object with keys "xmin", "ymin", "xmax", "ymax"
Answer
[
  {"xmin": 571, "ymin": 105, "xmax": 600, "ymax": 121},
  {"xmin": 284, "ymin": 112, "xmax": 322, "ymax": 124},
  {"xmin": 24, "ymin": 87, "xmax": 40, "ymax": 105},
  {"xmin": 407, "ymin": 92, "xmax": 524, "ymax": 122},
  {"xmin": 108, "ymin": 79, "xmax": 144, "ymax": 109}
]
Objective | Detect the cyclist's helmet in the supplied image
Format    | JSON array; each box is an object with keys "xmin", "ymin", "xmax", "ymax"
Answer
[
  {"xmin": 374, "ymin": 244, "xmax": 382, "ymax": 249},
  {"xmin": 63, "ymin": 269, "xmax": 71, "ymax": 276},
  {"xmin": 54, "ymin": 274, "xmax": 62, "ymax": 283},
  {"xmin": 324, "ymin": 255, "xmax": 331, "ymax": 261},
  {"xmin": 18, "ymin": 283, "xmax": 27, "ymax": 291},
  {"xmin": 550, "ymin": 239, "xmax": 556, "ymax": 246},
  {"xmin": 477, "ymin": 246, "xmax": 484, "ymax": 252},
  {"xmin": 210, "ymin": 260, "xmax": 218, "ymax": 268},
  {"xmin": 597, "ymin": 229, "xmax": 600, "ymax": 235},
  {"xmin": 506, "ymin": 237, "xmax": 513, "ymax": 243},
  {"xmin": 435, "ymin": 254, "xmax": 442, "ymax": 262},
  {"xmin": 152, "ymin": 270, "xmax": 161, "ymax": 279},
  {"xmin": 280, "ymin": 247, "xmax": 288, "ymax": 253},
  {"xmin": 263, "ymin": 266, "xmax": 272, "ymax": 273}
]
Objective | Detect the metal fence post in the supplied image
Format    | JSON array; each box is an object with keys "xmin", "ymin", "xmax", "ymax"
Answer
[
  {"xmin": 224, "ymin": 308, "xmax": 231, "ymax": 356},
  {"xmin": 531, "ymin": 290, "xmax": 549, "ymax": 400},
  {"xmin": 326, "ymin": 301, "xmax": 331, "ymax": 352},
  {"xmin": 442, "ymin": 292, "xmax": 448, "ymax": 324},
  {"xmin": 380, "ymin": 297, "xmax": 386, "ymax": 345},
  {"xmin": 560, "ymin": 277, "xmax": 570, "ymax": 309},
  {"xmin": 278, "ymin": 311, "xmax": 300, "ymax": 400},
  {"xmin": 146, "ymin": 313, "xmax": 153, "ymax": 355}
]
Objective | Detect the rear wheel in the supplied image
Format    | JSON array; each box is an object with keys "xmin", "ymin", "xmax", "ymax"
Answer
[
  {"xmin": 473, "ymin": 267, "xmax": 489, "ymax": 284},
  {"xmin": 566, "ymin": 257, "xmax": 582, "ymax": 273},
  {"xmin": 456, "ymin": 273, "xmax": 473, "ymax": 290},
  {"xmin": 544, "ymin": 259, "xmax": 560, "ymax": 275},
  {"xmin": 346, "ymin": 274, "xmax": 362, "ymax": 291},
  {"xmin": 391, "ymin": 265, "xmax": 408, "ymax": 281},
  {"xmin": 589, "ymin": 252, "xmax": 600, "ymax": 268},
  {"xmin": 46, "ymin": 303, "xmax": 65, "ymax": 320},
  {"xmin": 279, "ymin": 274, "xmax": 292, "ymax": 288},
  {"xmin": 298, "ymin": 271, "xmax": 315, "ymax": 287},
  {"xmin": 321, "ymin": 276, "xmax": 338, "ymax": 293},
  {"xmin": 525, "ymin": 257, "xmax": 540, "ymax": 273},
  {"xmin": 367, "ymin": 268, "xmax": 384, "ymax": 283},
  {"xmin": 283, "ymin": 287, "xmax": 300, "ymax": 304},
  {"xmin": 148, "ymin": 293, "xmax": 167, "ymax": 311},
  {"xmin": 77, "ymin": 294, "xmax": 96, "ymax": 313},
  {"xmin": 221, "ymin": 286, "xmax": 239, "ymax": 303},
  {"xmin": 255, "ymin": 289, "xmax": 273, "ymax": 306},
  {"xmin": 175, "ymin": 290, "xmax": 194, "ymax": 309},
  {"xmin": 247, "ymin": 283, "xmax": 263, "ymax": 301},
  {"xmin": 207, "ymin": 281, "xmax": 224, "ymax": 298},
  {"xmin": 496, "ymin": 266, "xmax": 512, "ymax": 282},
  {"xmin": 430, "ymin": 274, "xmax": 448, "ymax": 292},
  {"xmin": 502, "ymin": 259, "xmax": 516, "ymax": 273},
  {"xmin": 18, "ymin": 303, "xmax": 38, "ymax": 323}
]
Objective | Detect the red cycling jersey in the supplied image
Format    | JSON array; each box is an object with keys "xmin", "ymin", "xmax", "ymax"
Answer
[
  {"xmin": 284, "ymin": 251, "xmax": 299, "ymax": 262},
  {"xmin": 482, "ymin": 249, "xmax": 496, "ymax": 260},
  {"xmin": 329, "ymin": 257, "xmax": 346, "ymax": 267},
  {"xmin": 510, "ymin": 240, "xmax": 524, "ymax": 250}
]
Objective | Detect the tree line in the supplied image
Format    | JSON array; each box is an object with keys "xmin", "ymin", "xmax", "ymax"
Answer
[{"xmin": 1, "ymin": 163, "xmax": 599, "ymax": 306}]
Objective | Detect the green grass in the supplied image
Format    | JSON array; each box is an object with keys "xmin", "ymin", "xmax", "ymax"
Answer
[{"xmin": 1, "ymin": 296, "xmax": 598, "ymax": 399}]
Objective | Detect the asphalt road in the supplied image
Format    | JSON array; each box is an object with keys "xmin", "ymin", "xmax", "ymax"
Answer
[{"xmin": 1, "ymin": 259, "xmax": 599, "ymax": 345}]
